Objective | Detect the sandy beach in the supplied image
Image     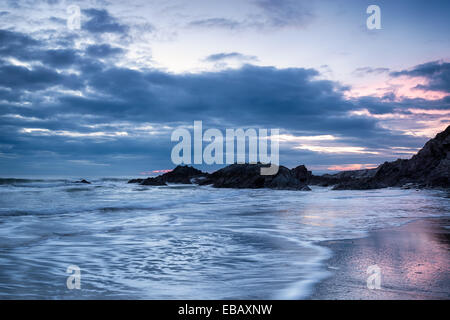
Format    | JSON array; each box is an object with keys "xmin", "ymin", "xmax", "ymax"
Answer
[{"xmin": 310, "ymin": 218, "xmax": 450, "ymax": 299}]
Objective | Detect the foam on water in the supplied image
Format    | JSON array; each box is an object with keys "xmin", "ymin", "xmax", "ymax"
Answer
[{"xmin": 0, "ymin": 179, "xmax": 449, "ymax": 299}]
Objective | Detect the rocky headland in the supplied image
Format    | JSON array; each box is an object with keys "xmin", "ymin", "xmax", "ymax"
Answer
[
  {"xmin": 128, "ymin": 126, "xmax": 449, "ymax": 191},
  {"xmin": 323, "ymin": 125, "xmax": 449, "ymax": 190}
]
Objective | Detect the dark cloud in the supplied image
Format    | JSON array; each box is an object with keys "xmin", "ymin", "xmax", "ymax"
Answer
[
  {"xmin": 0, "ymin": 87, "xmax": 22, "ymax": 102},
  {"xmin": 0, "ymin": 28, "xmax": 445, "ymax": 175},
  {"xmin": 204, "ymin": 52, "xmax": 258, "ymax": 62},
  {"xmin": 0, "ymin": 64, "xmax": 81, "ymax": 91},
  {"xmin": 41, "ymin": 49, "xmax": 81, "ymax": 67},
  {"xmin": 86, "ymin": 44, "xmax": 124, "ymax": 57},
  {"xmin": 59, "ymin": 63, "xmax": 359, "ymax": 133},
  {"xmin": 82, "ymin": 8, "xmax": 128, "ymax": 34},
  {"xmin": 390, "ymin": 60, "xmax": 450, "ymax": 93},
  {"xmin": 0, "ymin": 29, "xmax": 83, "ymax": 68},
  {"xmin": 0, "ymin": 29, "xmax": 39, "ymax": 55}
]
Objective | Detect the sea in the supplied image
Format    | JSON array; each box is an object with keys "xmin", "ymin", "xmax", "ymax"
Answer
[{"xmin": 0, "ymin": 177, "xmax": 449, "ymax": 299}]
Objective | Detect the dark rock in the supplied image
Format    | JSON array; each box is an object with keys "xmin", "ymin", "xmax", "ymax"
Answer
[
  {"xmin": 75, "ymin": 179, "xmax": 91, "ymax": 184},
  {"xmin": 332, "ymin": 179, "xmax": 384, "ymax": 190},
  {"xmin": 308, "ymin": 174, "xmax": 340, "ymax": 187},
  {"xmin": 159, "ymin": 165, "xmax": 206, "ymax": 184},
  {"xmin": 309, "ymin": 169, "xmax": 377, "ymax": 187},
  {"xmin": 191, "ymin": 176, "xmax": 209, "ymax": 184},
  {"xmin": 331, "ymin": 125, "xmax": 450, "ymax": 190},
  {"xmin": 300, "ymin": 185, "xmax": 312, "ymax": 191},
  {"xmin": 199, "ymin": 163, "xmax": 311, "ymax": 190},
  {"xmin": 135, "ymin": 165, "xmax": 208, "ymax": 186},
  {"xmin": 400, "ymin": 183, "xmax": 421, "ymax": 190},
  {"xmin": 141, "ymin": 178, "xmax": 167, "ymax": 186},
  {"xmin": 291, "ymin": 165, "xmax": 312, "ymax": 183},
  {"xmin": 128, "ymin": 178, "xmax": 144, "ymax": 184}
]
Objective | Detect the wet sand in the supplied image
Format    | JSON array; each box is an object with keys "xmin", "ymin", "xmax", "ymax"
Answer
[{"xmin": 310, "ymin": 218, "xmax": 450, "ymax": 299}]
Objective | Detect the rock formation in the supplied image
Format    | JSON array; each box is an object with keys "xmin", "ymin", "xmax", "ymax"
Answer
[
  {"xmin": 75, "ymin": 179, "xmax": 91, "ymax": 184},
  {"xmin": 128, "ymin": 165, "xmax": 206, "ymax": 186},
  {"xmin": 291, "ymin": 165, "xmax": 312, "ymax": 183},
  {"xmin": 309, "ymin": 169, "xmax": 377, "ymax": 187},
  {"xmin": 129, "ymin": 163, "xmax": 311, "ymax": 190},
  {"xmin": 127, "ymin": 126, "xmax": 449, "ymax": 191},
  {"xmin": 198, "ymin": 163, "xmax": 311, "ymax": 190},
  {"xmin": 313, "ymin": 125, "xmax": 450, "ymax": 190}
]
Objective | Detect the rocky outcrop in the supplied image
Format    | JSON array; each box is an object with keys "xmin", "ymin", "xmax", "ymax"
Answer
[
  {"xmin": 126, "ymin": 126, "xmax": 449, "ymax": 191},
  {"xmin": 75, "ymin": 179, "xmax": 91, "ymax": 184},
  {"xmin": 140, "ymin": 178, "xmax": 167, "ymax": 186},
  {"xmin": 128, "ymin": 178, "xmax": 144, "ymax": 184},
  {"xmin": 291, "ymin": 165, "xmax": 312, "ymax": 183},
  {"xmin": 309, "ymin": 169, "xmax": 376, "ymax": 187},
  {"xmin": 331, "ymin": 125, "xmax": 450, "ymax": 190},
  {"xmin": 199, "ymin": 163, "xmax": 311, "ymax": 190},
  {"xmin": 128, "ymin": 166, "xmax": 207, "ymax": 186},
  {"xmin": 129, "ymin": 163, "xmax": 312, "ymax": 190}
]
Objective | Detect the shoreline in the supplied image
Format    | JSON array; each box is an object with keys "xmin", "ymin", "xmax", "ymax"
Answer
[{"xmin": 309, "ymin": 217, "xmax": 450, "ymax": 299}]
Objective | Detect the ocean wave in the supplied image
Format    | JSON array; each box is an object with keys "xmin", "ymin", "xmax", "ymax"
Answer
[
  {"xmin": 64, "ymin": 187, "xmax": 93, "ymax": 192},
  {"xmin": 97, "ymin": 178, "xmax": 129, "ymax": 182},
  {"xmin": 0, "ymin": 183, "xmax": 448, "ymax": 299},
  {"xmin": 0, "ymin": 178, "xmax": 47, "ymax": 185},
  {"xmin": 0, "ymin": 205, "xmax": 159, "ymax": 217},
  {"xmin": 0, "ymin": 178, "xmax": 111, "ymax": 189},
  {"xmin": 0, "ymin": 210, "xmax": 34, "ymax": 217},
  {"xmin": 98, "ymin": 206, "xmax": 157, "ymax": 213}
]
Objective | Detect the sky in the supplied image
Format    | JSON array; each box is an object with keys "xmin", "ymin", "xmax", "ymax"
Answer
[{"xmin": 0, "ymin": 0, "xmax": 449, "ymax": 176}]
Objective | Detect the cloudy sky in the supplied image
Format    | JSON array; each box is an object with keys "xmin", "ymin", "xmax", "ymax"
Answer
[{"xmin": 0, "ymin": 0, "xmax": 449, "ymax": 176}]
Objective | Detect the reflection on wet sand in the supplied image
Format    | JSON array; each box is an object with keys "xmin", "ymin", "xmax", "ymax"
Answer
[{"xmin": 310, "ymin": 218, "xmax": 450, "ymax": 299}]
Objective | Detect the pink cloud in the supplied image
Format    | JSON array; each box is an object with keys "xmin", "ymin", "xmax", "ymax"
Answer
[
  {"xmin": 327, "ymin": 164, "xmax": 378, "ymax": 171},
  {"xmin": 139, "ymin": 169, "xmax": 173, "ymax": 175},
  {"xmin": 346, "ymin": 75, "xmax": 447, "ymax": 101}
]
